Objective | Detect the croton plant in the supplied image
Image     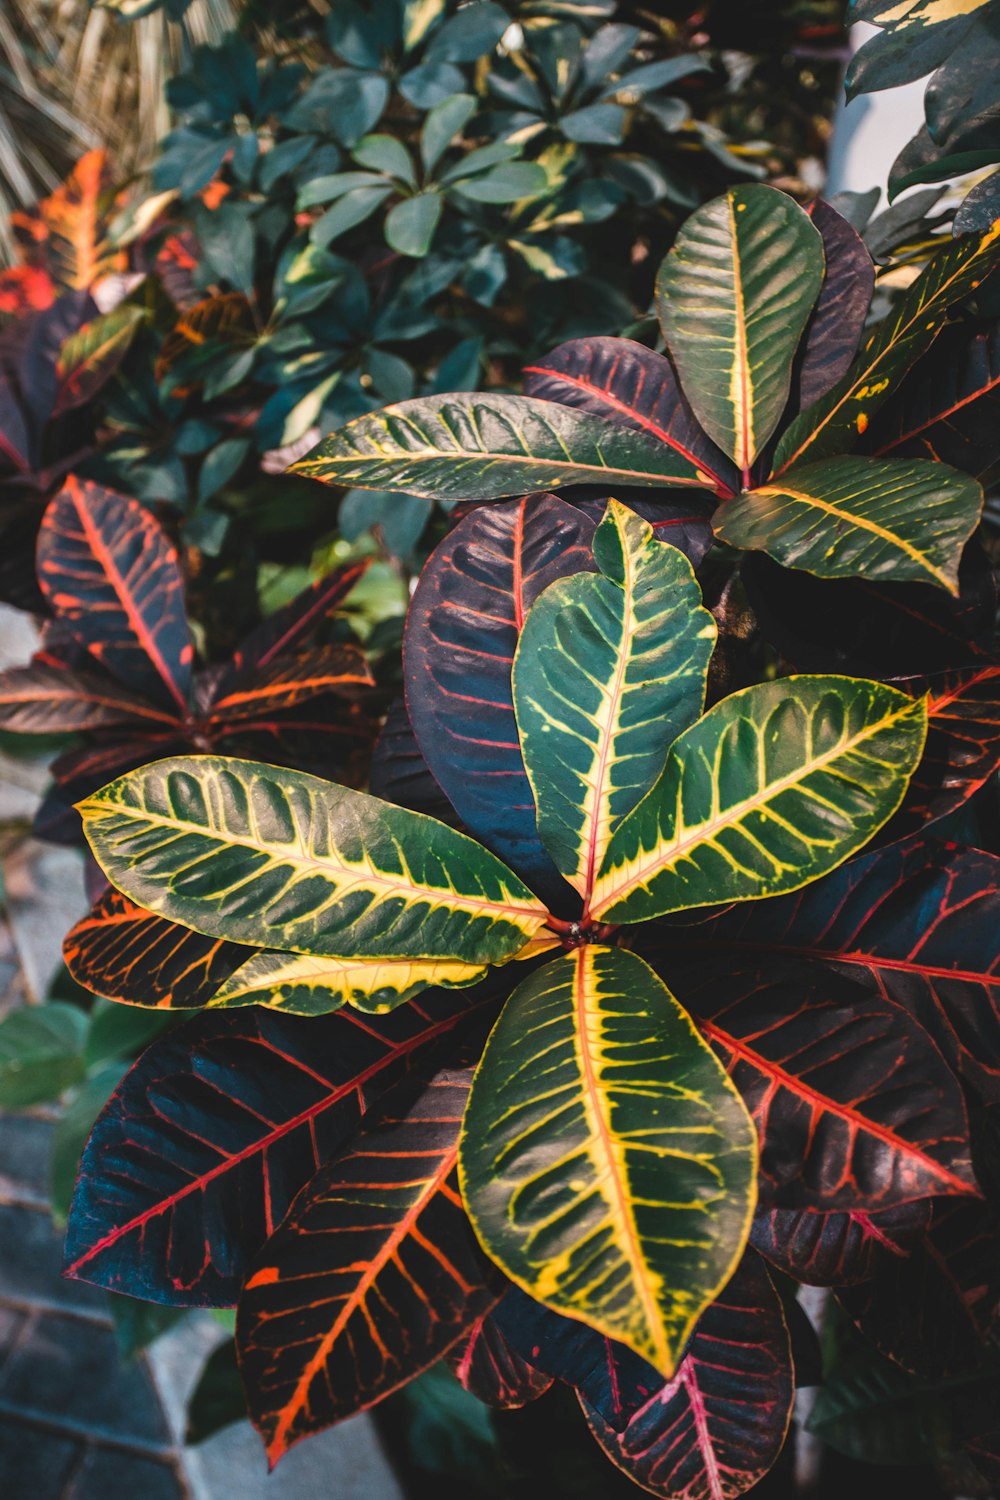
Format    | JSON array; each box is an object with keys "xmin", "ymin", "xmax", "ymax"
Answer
[{"xmin": 52, "ymin": 183, "xmax": 1000, "ymax": 1495}]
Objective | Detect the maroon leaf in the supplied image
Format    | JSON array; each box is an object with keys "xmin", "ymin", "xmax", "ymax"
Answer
[
  {"xmin": 583, "ymin": 1251, "xmax": 794, "ymax": 1500},
  {"xmin": 63, "ymin": 888, "xmax": 251, "ymax": 1009},
  {"xmin": 750, "ymin": 1202, "xmax": 931, "ymax": 1286},
  {"xmin": 0, "ymin": 660, "xmax": 177, "ymax": 734},
  {"xmin": 490, "ymin": 1287, "xmax": 661, "ymax": 1432},
  {"xmin": 837, "ymin": 1201, "xmax": 1000, "ymax": 1377},
  {"xmin": 370, "ymin": 696, "xmax": 462, "ymax": 827},
  {"xmin": 448, "ymin": 1307, "xmax": 553, "ymax": 1410},
  {"xmin": 208, "ymin": 645, "xmax": 374, "ymax": 724},
  {"xmin": 660, "ymin": 956, "xmax": 977, "ymax": 1209},
  {"xmin": 522, "ymin": 336, "xmax": 738, "ymax": 498},
  {"xmin": 218, "ymin": 559, "xmax": 371, "ymax": 684},
  {"xmin": 677, "ymin": 838, "xmax": 1000, "ymax": 1103},
  {"xmin": 0, "ymin": 371, "xmax": 30, "ymax": 471},
  {"xmin": 64, "ymin": 991, "xmax": 494, "ymax": 1306},
  {"xmin": 404, "ymin": 493, "xmax": 595, "ymax": 908},
  {"xmin": 795, "ymin": 200, "xmax": 875, "ymax": 413},
  {"xmin": 236, "ymin": 1069, "xmax": 501, "ymax": 1462},
  {"xmin": 37, "ymin": 478, "xmax": 193, "ymax": 713},
  {"xmin": 888, "ymin": 665, "xmax": 1000, "ymax": 834}
]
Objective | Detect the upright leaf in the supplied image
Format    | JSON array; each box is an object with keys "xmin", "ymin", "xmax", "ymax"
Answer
[
  {"xmin": 237, "ymin": 1069, "xmax": 500, "ymax": 1461},
  {"xmin": 459, "ymin": 946, "xmax": 757, "ymax": 1375},
  {"xmin": 663, "ymin": 957, "xmax": 977, "ymax": 1208},
  {"xmin": 404, "ymin": 493, "xmax": 595, "ymax": 903},
  {"xmin": 714, "ymin": 455, "xmax": 982, "ymax": 594},
  {"xmin": 794, "ymin": 200, "xmax": 875, "ymax": 412},
  {"xmin": 64, "ymin": 993, "xmax": 492, "ymax": 1305},
  {"xmin": 513, "ymin": 502, "xmax": 716, "ymax": 899},
  {"xmin": 590, "ymin": 677, "xmax": 928, "ymax": 923},
  {"xmin": 63, "ymin": 888, "xmax": 251, "ymax": 1010},
  {"xmin": 583, "ymin": 1251, "xmax": 793, "ymax": 1500},
  {"xmin": 291, "ymin": 394, "xmax": 720, "ymax": 500},
  {"xmin": 78, "ymin": 756, "xmax": 549, "ymax": 963},
  {"xmin": 25, "ymin": 149, "xmax": 124, "ymax": 292},
  {"xmin": 522, "ymin": 336, "xmax": 739, "ymax": 497},
  {"xmin": 774, "ymin": 220, "xmax": 1000, "ymax": 471},
  {"xmin": 53, "ymin": 304, "xmax": 144, "ymax": 415},
  {"xmin": 656, "ymin": 185, "xmax": 824, "ymax": 472},
  {"xmin": 37, "ymin": 479, "xmax": 193, "ymax": 714}
]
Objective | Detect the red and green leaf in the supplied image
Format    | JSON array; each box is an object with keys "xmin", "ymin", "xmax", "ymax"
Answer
[
  {"xmin": 209, "ymin": 646, "xmax": 374, "ymax": 723},
  {"xmin": 218, "ymin": 560, "xmax": 371, "ymax": 683},
  {"xmin": 37, "ymin": 479, "xmax": 193, "ymax": 713},
  {"xmin": 53, "ymin": 304, "xmax": 145, "ymax": 415},
  {"xmin": 64, "ymin": 991, "xmax": 495, "ymax": 1306},
  {"xmin": 0, "ymin": 661, "xmax": 176, "ymax": 734},
  {"xmin": 583, "ymin": 1251, "xmax": 794, "ymax": 1500},
  {"xmin": 448, "ymin": 1306, "xmax": 553, "ymax": 1410},
  {"xmin": 889, "ymin": 665, "xmax": 1000, "ymax": 834},
  {"xmin": 404, "ymin": 493, "xmax": 595, "ymax": 907},
  {"xmin": 236, "ymin": 1069, "xmax": 501, "ymax": 1461}
]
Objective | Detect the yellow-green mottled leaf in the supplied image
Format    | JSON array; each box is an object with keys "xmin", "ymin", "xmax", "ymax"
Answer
[
  {"xmin": 207, "ymin": 950, "xmax": 491, "ymax": 1014},
  {"xmin": 459, "ymin": 946, "xmax": 756, "ymax": 1374}
]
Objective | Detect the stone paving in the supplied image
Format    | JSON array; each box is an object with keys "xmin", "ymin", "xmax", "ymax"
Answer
[{"xmin": 0, "ymin": 605, "xmax": 404, "ymax": 1500}]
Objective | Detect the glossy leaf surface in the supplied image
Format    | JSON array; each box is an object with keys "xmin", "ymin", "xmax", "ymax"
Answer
[
  {"xmin": 64, "ymin": 993, "xmax": 491, "ymax": 1305},
  {"xmin": 238, "ymin": 1069, "xmax": 500, "ymax": 1461},
  {"xmin": 795, "ymin": 200, "xmax": 875, "ymax": 412},
  {"xmin": 460, "ymin": 946, "xmax": 757, "ymax": 1375},
  {"xmin": 869, "ymin": 319, "xmax": 1000, "ymax": 477},
  {"xmin": 715, "ymin": 455, "xmax": 982, "ymax": 594},
  {"xmin": 656, "ymin": 185, "xmax": 824, "ymax": 470},
  {"xmin": 664, "ymin": 957, "xmax": 976, "ymax": 1208},
  {"xmin": 292, "ymin": 393, "xmax": 719, "ymax": 500},
  {"xmin": 774, "ymin": 220, "xmax": 1000, "ymax": 470},
  {"xmin": 37, "ymin": 479, "xmax": 193, "ymax": 714},
  {"xmin": 513, "ymin": 501, "xmax": 716, "ymax": 898},
  {"xmin": 892, "ymin": 666, "xmax": 1000, "ymax": 833},
  {"xmin": 522, "ymin": 336, "xmax": 738, "ymax": 497},
  {"xmin": 448, "ymin": 1307, "xmax": 553, "ymax": 1410},
  {"xmin": 207, "ymin": 947, "xmax": 489, "ymax": 1015},
  {"xmin": 583, "ymin": 1250, "xmax": 793, "ymax": 1500},
  {"xmin": 209, "ymin": 645, "xmax": 374, "ymax": 722},
  {"xmin": 78, "ymin": 756, "xmax": 548, "ymax": 963},
  {"xmin": 63, "ymin": 888, "xmax": 250, "ymax": 1010},
  {"xmin": 591, "ymin": 677, "xmax": 928, "ymax": 923},
  {"xmin": 0, "ymin": 663, "xmax": 174, "ymax": 734},
  {"xmin": 404, "ymin": 493, "xmax": 595, "ymax": 902},
  {"xmin": 751, "ymin": 1202, "xmax": 931, "ymax": 1286}
]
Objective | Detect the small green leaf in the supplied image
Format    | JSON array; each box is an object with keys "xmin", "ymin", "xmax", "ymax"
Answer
[
  {"xmin": 311, "ymin": 186, "xmax": 393, "ymax": 248},
  {"xmin": 386, "ymin": 193, "xmax": 443, "ymax": 257},
  {"xmin": 421, "ymin": 92, "xmax": 478, "ymax": 176},
  {"xmin": 452, "ymin": 162, "xmax": 548, "ymax": 203},
  {"xmin": 0, "ymin": 1003, "xmax": 86, "ymax": 1108},
  {"xmin": 353, "ymin": 133, "xmax": 417, "ymax": 186}
]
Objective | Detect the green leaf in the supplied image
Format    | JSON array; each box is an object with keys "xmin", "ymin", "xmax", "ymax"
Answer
[
  {"xmin": 386, "ymin": 192, "xmax": 443, "ymax": 257},
  {"xmin": 206, "ymin": 949, "xmax": 490, "ymax": 1015},
  {"xmin": 292, "ymin": 394, "xmax": 721, "ymax": 501},
  {"xmin": 459, "ymin": 946, "xmax": 757, "ymax": 1374},
  {"xmin": 421, "ymin": 93, "xmax": 477, "ymax": 176},
  {"xmin": 590, "ymin": 677, "xmax": 928, "ymax": 923},
  {"xmin": 773, "ymin": 218, "xmax": 1000, "ymax": 471},
  {"xmin": 451, "ymin": 162, "xmax": 548, "ymax": 203},
  {"xmin": 560, "ymin": 103, "xmax": 626, "ymax": 145},
  {"xmin": 513, "ymin": 501, "xmax": 716, "ymax": 899},
  {"xmin": 714, "ymin": 456, "xmax": 983, "ymax": 594},
  {"xmin": 311, "ymin": 186, "xmax": 394, "ymax": 249},
  {"xmin": 0, "ymin": 1002, "xmax": 86, "ymax": 1108},
  {"xmin": 77, "ymin": 756, "xmax": 549, "ymax": 964},
  {"xmin": 297, "ymin": 171, "xmax": 390, "ymax": 209},
  {"xmin": 353, "ymin": 133, "xmax": 417, "ymax": 186},
  {"xmin": 656, "ymin": 185, "xmax": 824, "ymax": 472},
  {"xmin": 439, "ymin": 142, "xmax": 522, "ymax": 184}
]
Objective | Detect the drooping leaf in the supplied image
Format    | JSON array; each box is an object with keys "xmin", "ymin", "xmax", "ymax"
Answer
[
  {"xmin": 291, "ymin": 394, "xmax": 721, "ymax": 500},
  {"xmin": 37, "ymin": 479, "xmax": 193, "ymax": 714},
  {"xmin": 208, "ymin": 646, "xmax": 374, "ymax": 723},
  {"xmin": 237, "ymin": 1068, "xmax": 500, "ymax": 1461},
  {"xmin": 660, "ymin": 955, "xmax": 976, "ymax": 1208},
  {"xmin": 205, "ymin": 947, "xmax": 490, "ymax": 1015},
  {"xmin": 64, "ymin": 992, "xmax": 494, "ymax": 1305},
  {"xmin": 521, "ymin": 336, "xmax": 739, "ymax": 497},
  {"xmin": 513, "ymin": 501, "xmax": 716, "ymax": 898},
  {"xmin": 448, "ymin": 1307, "xmax": 553, "ymax": 1410},
  {"xmin": 773, "ymin": 220, "xmax": 1000, "ymax": 471},
  {"xmin": 459, "ymin": 946, "xmax": 757, "ymax": 1376},
  {"xmin": 794, "ymin": 200, "xmax": 875, "ymax": 412},
  {"xmin": 750, "ymin": 1201, "xmax": 931, "ymax": 1286},
  {"xmin": 590, "ymin": 677, "xmax": 928, "ymax": 923},
  {"xmin": 679, "ymin": 837, "xmax": 1000, "ymax": 1103},
  {"xmin": 0, "ymin": 661, "xmax": 177, "ymax": 734},
  {"xmin": 78, "ymin": 756, "xmax": 549, "ymax": 963},
  {"xmin": 837, "ymin": 1200, "xmax": 1000, "ymax": 1378},
  {"xmin": 655, "ymin": 184, "xmax": 824, "ymax": 472},
  {"xmin": 582, "ymin": 1250, "xmax": 793, "ymax": 1500},
  {"xmin": 53, "ymin": 304, "xmax": 145, "ymax": 415},
  {"xmin": 490, "ymin": 1288, "xmax": 661, "ymax": 1432},
  {"xmin": 404, "ymin": 493, "xmax": 595, "ymax": 905},
  {"xmin": 867, "ymin": 318, "xmax": 1000, "ymax": 479},
  {"xmin": 714, "ymin": 455, "xmax": 982, "ymax": 594}
]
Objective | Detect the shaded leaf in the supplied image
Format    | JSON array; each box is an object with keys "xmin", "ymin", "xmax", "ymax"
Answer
[
  {"xmin": 209, "ymin": 645, "xmax": 374, "ymax": 723},
  {"xmin": 54, "ymin": 304, "xmax": 144, "ymax": 415},
  {"xmin": 795, "ymin": 200, "xmax": 875, "ymax": 412},
  {"xmin": 0, "ymin": 661, "xmax": 176, "ymax": 734},
  {"xmin": 750, "ymin": 1201, "xmax": 931, "ymax": 1286},
  {"xmin": 448, "ymin": 1307, "xmax": 553, "ymax": 1410}
]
